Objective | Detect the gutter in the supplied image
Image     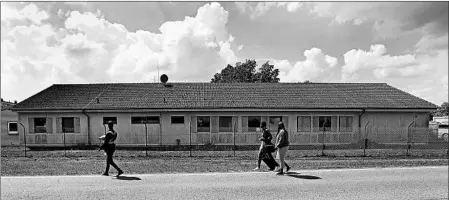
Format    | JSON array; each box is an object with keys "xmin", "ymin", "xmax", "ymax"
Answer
[
  {"xmin": 359, "ymin": 108, "xmax": 366, "ymax": 128},
  {"xmin": 82, "ymin": 110, "xmax": 91, "ymax": 145}
]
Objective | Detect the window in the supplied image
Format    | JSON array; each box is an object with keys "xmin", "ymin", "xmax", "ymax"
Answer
[
  {"xmin": 219, "ymin": 116, "xmax": 233, "ymax": 132},
  {"xmin": 312, "ymin": 116, "xmax": 332, "ymax": 131},
  {"xmin": 34, "ymin": 118, "xmax": 47, "ymax": 133},
  {"xmin": 197, "ymin": 116, "xmax": 210, "ymax": 132},
  {"xmin": 131, "ymin": 116, "xmax": 160, "ymax": 124},
  {"xmin": 297, "ymin": 116, "xmax": 311, "ymax": 132},
  {"xmin": 248, "ymin": 116, "xmax": 261, "ymax": 132},
  {"xmin": 62, "ymin": 117, "xmax": 75, "ymax": 133},
  {"xmin": 339, "ymin": 116, "xmax": 353, "ymax": 132},
  {"xmin": 439, "ymin": 124, "xmax": 449, "ymax": 129},
  {"xmin": 269, "ymin": 116, "xmax": 282, "ymax": 131},
  {"xmin": 171, "ymin": 116, "xmax": 185, "ymax": 124},
  {"xmin": 103, "ymin": 117, "xmax": 117, "ymax": 124},
  {"xmin": 8, "ymin": 122, "xmax": 18, "ymax": 134}
]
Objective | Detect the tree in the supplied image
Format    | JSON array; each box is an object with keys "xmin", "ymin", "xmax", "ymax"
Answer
[
  {"xmin": 211, "ymin": 60, "xmax": 280, "ymax": 83},
  {"xmin": 431, "ymin": 102, "xmax": 449, "ymax": 119}
]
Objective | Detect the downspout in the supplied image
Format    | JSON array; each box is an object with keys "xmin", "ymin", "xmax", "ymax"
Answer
[
  {"xmin": 81, "ymin": 84, "xmax": 111, "ymax": 146},
  {"xmin": 82, "ymin": 110, "xmax": 91, "ymax": 145},
  {"xmin": 359, "ymin": 108, "xmax": 366, "ymax": 142},
  {"xmin": 358, "ymin": 108, "xmax": 366, "ymax": 128}
]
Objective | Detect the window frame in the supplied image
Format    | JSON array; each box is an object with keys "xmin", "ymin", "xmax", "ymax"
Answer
[
  {"xmin": 247, "ymin": 116, "xmax": 261, "ymax": 132},
  {"xmin": 34, "ymin": 117, "xmax": 47, "ymax": 133},
  {"xmin": 7, "ymin": 121, "xmax": 18, "ymax": 135},
  {"xmin": 269, "ymin": 116, "xmax": 283, "ymax": 132},
  {"xmin": 338, "ymin": 116, "xmax": 353, "ymax": 132},
  {"xmin": 103, "ymin": 117, "xmax": 118, "ymax": 124},
  {"xmin": 197, "ymin": 116, "xmax": 211, "ymax": 133},
  {"xmin": 312, "ymin": 116, "xmax": 333, "ymax": 132},
  {"xmin": 131, "ymin": 116, "xmax": 160, "ymax": 124},
  {"xmin": 218, "ymin": 116, "xmax": 233, "ymax": 132},
  {"xmin": 297, "ymin": 116, "xmax": 312, "ymax": 132},
  {"xmin": 171, "ymin": 116, "xmax": 185, "ymax": 125},
  {"xmin": 62, "ymin": 117, "xmax": 75, "ymax": 133}
]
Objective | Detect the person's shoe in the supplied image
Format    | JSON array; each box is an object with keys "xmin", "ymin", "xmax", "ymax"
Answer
[
  {"xmin": 117, "ymin": 170, "xmax": 124, "ymax": 176},
  {"xmin": 252, "ymin": 167, "xmax": 260, "ymax": 171},
  {"xmin": 274, "ymin": 168, "xmax": 281, "ymax": 173},
  {"xmin": 286, "ymin": 166, "xmax": 291, "ymax": 173},
  {"xmin": 276, "ymin": 169, "xmax": 284, "ymax": 175},
  {"xmin": 102, "ymin": 173, "xmax": 109, "ymax": 176}
]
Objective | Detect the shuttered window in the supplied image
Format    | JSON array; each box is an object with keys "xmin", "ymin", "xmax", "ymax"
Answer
[
  {"xmin": 339, "ymin": 116, "xmax": 353, "ymax": 132},
  {"xmin": 297, "ymin": 116, "xmax": 311, "ymax": 132}
]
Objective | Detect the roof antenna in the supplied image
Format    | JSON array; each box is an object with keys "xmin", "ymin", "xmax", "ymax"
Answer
[{"xmin": 157, "ymin": 61, "xmax": 160, "ymax": 80}]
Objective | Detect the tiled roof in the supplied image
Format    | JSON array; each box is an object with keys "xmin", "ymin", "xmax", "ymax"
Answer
[
  {"xmin": 13, "ymin": 83, "xmax": 437, "ymax": 110},
  {"xmin": 1, "ymin": 101, "xmax": 16, "ymax": 111}
]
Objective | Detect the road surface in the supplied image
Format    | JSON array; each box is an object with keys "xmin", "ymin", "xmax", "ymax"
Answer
[{"xmin": 2, "ymin": 166, "xmax": 448, "ymax": 200}]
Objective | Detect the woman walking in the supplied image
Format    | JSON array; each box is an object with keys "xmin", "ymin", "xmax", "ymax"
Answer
[
  {"xmin": 253, "ymin": 122, "xmax": 279, "ymax": 171},
  {"xmin": 99, "ymin": 121, "xmax": 124, "ymax": 176},
  {"xmin": 275, "ymin": 121, "xmax": 291, "ymax": 175}
]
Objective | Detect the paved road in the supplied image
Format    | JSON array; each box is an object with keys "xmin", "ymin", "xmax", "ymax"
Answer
[{"xmin": 2, "ymin": 166, "xmax": 448, "ymax": 200}]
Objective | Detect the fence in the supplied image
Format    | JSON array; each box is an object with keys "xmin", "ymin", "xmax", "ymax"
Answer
[{"xmin": 2, "ymin": 125, "xmax": 448, "ymax": 158}]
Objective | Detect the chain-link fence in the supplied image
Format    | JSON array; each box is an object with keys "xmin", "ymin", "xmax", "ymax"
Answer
[{"xmin": 2, "ymin": 126, "xmax": 448, "ymax": 158}]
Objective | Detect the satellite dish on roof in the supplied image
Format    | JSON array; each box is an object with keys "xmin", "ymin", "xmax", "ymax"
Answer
[{"xmin": 160, "ymin": 74, "xmax": 168, "ymax": 83}]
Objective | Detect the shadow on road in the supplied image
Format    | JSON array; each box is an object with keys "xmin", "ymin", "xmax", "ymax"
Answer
[
  {"xmin": 285, "ymin": 172, "xmax": 321, "ymax": 179},
  {"xmin": 114, "ymin": 176, "xmax": 142, "ymax": 181}
]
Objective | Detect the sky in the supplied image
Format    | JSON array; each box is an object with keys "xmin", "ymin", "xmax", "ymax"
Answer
[{"xmin": 1, "ymin": 2, "xmax": 448, "ymax": 106}]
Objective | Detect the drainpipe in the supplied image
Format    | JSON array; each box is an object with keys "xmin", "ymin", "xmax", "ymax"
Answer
[
  {"xmin": 358, "ymin": 108, "xmax": 366, "ymax": 128},
  {"xmin": 359, "ymin": 108, "xmax": 366, "ymax": 142},
  {"xmin": 82, "ymin": 110, "xmax": 91, "ymax": 145}
]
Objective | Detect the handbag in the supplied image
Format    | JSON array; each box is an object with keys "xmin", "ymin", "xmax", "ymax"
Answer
[{"xmin": 264, "ymin": 143, "xmax": 275, "ymax": 153}]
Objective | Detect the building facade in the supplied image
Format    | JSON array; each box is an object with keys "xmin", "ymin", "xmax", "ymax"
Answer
[
  {"xmin": 1, "ymin": 101, "xmax": 19, "ymax": 146},
  {"xmin": 12, "ymin": 83, "xmax": 437, "ymax": 147}
]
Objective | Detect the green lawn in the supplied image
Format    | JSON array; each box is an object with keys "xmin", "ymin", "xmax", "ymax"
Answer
[{"xmin": 1, "ymin": 147, "xmax": 448, "ymax": 176}]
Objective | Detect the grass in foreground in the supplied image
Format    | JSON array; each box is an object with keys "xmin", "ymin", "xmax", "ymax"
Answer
[{"xmin": 1, "ymin": 147, "xmax": 448, "ymax": 176}]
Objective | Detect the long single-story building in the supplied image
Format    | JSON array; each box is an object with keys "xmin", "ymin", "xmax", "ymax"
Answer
[{"xmin": 11, "ymin": 82, "xmax": 437, "ymax": 147}]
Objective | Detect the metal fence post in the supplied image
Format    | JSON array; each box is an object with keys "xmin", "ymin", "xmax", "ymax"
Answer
[
  {"xmin": 407, "ymin": 121, "xmax": 415, "ymax": 156},
  {"xmin": 321, "ymin": 119, "xmax": 327, "ymax": 156},
  {"xmin": 233, "ymin": 120, "xmax": 237, "ymax": 157},
  {"xmin": 63, "ymin": 130, "xmax": 66, "ymax": 157},
  {"xmin": 189, "ymin": 120, "xmax": 192, "ymax": 157},
  {"xmin": 363, "ymin": 121, "xmax": 370, "ymax": 157},
  {"xmin": 19, "ymin": 123, "xmax": 27, "ymax": 157},
  {"xmin": 145, "ymin": 119, "xmax": 148, "ymax": 157}
]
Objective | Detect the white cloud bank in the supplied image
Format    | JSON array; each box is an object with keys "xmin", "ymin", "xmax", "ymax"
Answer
[
  {"xmin": 275, "ymin": 48, "xmax": 338, "ymax": 82},
  {"xmin": 276, "ymin": 44, "xmax": 447, "ymax": 105},
  {"xmin": 235, "ymin": 2, "xmax": 302, "ymax": 19},
  {"xmin": 1, "ymin": 2, "xmax": 240, "ymax": 102}
]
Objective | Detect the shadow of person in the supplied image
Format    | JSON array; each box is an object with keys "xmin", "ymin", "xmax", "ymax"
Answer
[
  {"xmin": 285, "ymin": 172, "xmax": 321, "ymax": 179},
  {"xmin": 114, "ymin": 176, "xmax": 142, "ymax": 181}
]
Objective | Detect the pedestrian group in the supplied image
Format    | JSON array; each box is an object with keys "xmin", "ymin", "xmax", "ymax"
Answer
[{"xmin": 98, "ymin": 121, "xmax": 291, "ymax": 176}]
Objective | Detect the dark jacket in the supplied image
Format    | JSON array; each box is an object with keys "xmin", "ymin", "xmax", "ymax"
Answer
[
  {"xmin": 259, "ymin": 128, "xmax": 273, "ymax": 144},
  {"xmin": 100, "ymin": 130, "xmax": 118, "ymax": 150},
  {"xmin": 275, "ymin": 129, "xmax": 289, "ymax": 148}
]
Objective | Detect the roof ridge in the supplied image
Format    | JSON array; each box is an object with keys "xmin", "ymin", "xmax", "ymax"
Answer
[{"xmin": 52, "ymin": 82, "xmax": 389, "ymax": 85}]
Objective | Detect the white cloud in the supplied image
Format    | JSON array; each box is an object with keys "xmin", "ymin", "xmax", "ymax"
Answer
[
  {"xmin": 237, "ymin": 45, "xmax": 243, "ymax": 51},
  {"xmin": 307, "ymin": 2, "xmax": 448, "ymax": 40},
  {"xmin": 276, "ymin": 48, "xmax": 338, "ymax": 82},
  {"xmin": 308, "ymin": 2, "xmax": 389, "ymax": 26},
  {"xmin": 1, "ymin": 2, "xmax": 240, "ymax": 101},
  {"xmin": 341, "ymin": 44, "xmax": 433, "ymax": 81},
  {"xmin": 235, "ymin": 2, "xmax": 302, "ymax": 19},
  {"xmin": 1, "ymin": 3, "xmax": 49, "ymax": 25},
  {"xmin": 415, "ymin": 33, "xmax": 449, "ymax": 53}
]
